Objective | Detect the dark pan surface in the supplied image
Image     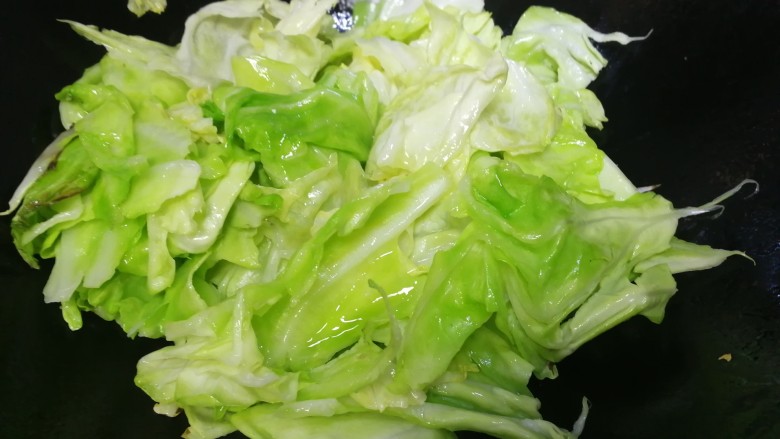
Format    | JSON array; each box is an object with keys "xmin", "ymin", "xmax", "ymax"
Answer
[{"xmin": 1, "ymin": 1, "xmax": 778, "ymax": 438}]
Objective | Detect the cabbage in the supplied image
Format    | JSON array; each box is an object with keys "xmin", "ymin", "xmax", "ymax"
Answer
[
  {"xmin": 3, "ymin": 1, "xmax": 745, "ymax": 438},
  {"xmin": 128, "ymin": 0, "xmax": 167, "ymax": 17}
]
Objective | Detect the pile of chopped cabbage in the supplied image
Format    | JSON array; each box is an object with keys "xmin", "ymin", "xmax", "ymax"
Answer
[{"xmin": 3, "ymin": 1, "xmax": 744, "ymax": 438}]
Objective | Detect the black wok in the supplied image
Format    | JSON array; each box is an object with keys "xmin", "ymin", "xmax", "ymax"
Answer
[{"xmin": 1, "ymin": 1, "xmax": 778, "ymax": 438}]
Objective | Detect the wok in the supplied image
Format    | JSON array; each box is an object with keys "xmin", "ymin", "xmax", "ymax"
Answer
[{"xmin": 1, "ymin": 1, "xmax": 778, "ymax": 438}]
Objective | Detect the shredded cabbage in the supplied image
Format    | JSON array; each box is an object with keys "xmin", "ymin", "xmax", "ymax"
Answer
[{"xmin": 4, "ymin": 1, "xmax": 747, "ymax": 438}]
